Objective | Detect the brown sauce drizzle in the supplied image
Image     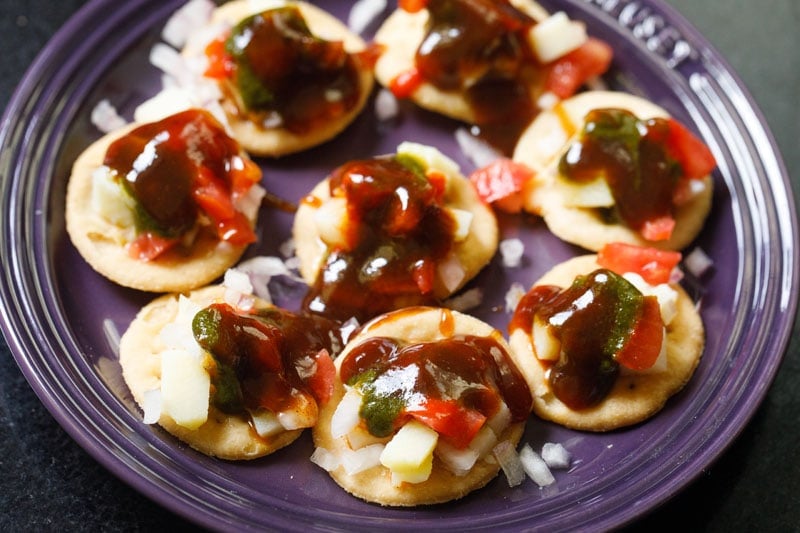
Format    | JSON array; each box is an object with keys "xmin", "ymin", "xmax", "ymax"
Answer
[
  {"xmin": 415, "ymin": 0, "xmax": 542, "ymax": 154},
  {"xmin": 192, "ymin": 302, "xmax": 343, "ymax": 417},
  {"xmin": 301, "ymin": 157, "xmax": 456, "ymax": 323},
  {"xmin": 559, "ymin": 108, "xmax": 682, "ymax": 232},
  {"xmin": 510, "ymin": 269, "xmax": 652, "ymax": 409},
  {"xmin": 339, "ymin": 333, "xmax": 532, "ymax": 428},
  {"xmin": 103, "ymin": 109, "xmax": 243, "ymax": 238},
  {"xmin": 224, "ymin": 6, "xmax": 364, "ymax": 134}
]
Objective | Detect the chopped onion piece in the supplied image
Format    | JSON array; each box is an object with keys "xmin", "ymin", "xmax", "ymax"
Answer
[
  {"xmin": 150, "ymin": 43, "xmax": 195, "ymax": 87},
  {"xmin": 486, "ymin": 401, "xmax": 512, "ymax": 436},
  {"xmin": 348, "ymin": 0, "xmax": 387, "ymax": 34},
  {"xmin": 444, "ymin": 287, "xmax": 483, "ymax": 312},
  {"xmin": 161, "ymin": 0, "xmax": 215, "ymax": 48},
  {"xmin": 541, "ymin": 442, "xmax": 572, "ymax": 469},
  {"xmin": 500, "ymin": 238, "xmax": 525, "ymax": 268},
  {"xmin": 438, "ymin": 254, "xmax": 466, "ymax": 293},
  {"xmin": 310, "ymin": 447, "xmax": 340, "ymax": 472},
  {"xmin": 505, "ymin": 282, "xmax": 526, "ymax": 313},
  {"xmin": 339, "ymin": 317, "xmax": 361, "ymax": 344},
  {"xmin": 529, "ymin": 12, "xmax": 587, "ymax": 63},
  {"xmin": 142, "ymin": 388, "xmax": 162, "ymax": 424},
  {"xmin": 250, "ymin": 410, "xmax": 284, "ymax": 438},
  {"xmin": 684, "ymin": 247, "xmax": 714, "ymax": 278},
  {"xmin": 331, "ymin": 388, "xmax": 363, "ymax": 439},
  {"xmin": 493, "ymin": 440, "xmax": 525, "ymax": 487},
  {"xmin": 375, "ymin": 88, "xmax": 399, "ymax": 121},
  {"xmin": 341, "ymin": 443, "xmax": 384, "ymax": 475},
  {"xmin": 454, "ymin": 127, "xmax": 502, "ymax": 169},
  {"xmin": 519, "ymin": 444, "xmax": 555, "ymax": 487},
  {"xmin": 90, "ymin": 99, "xmax": 127, "ymax": 133},
  {"xmin": 536, "ymin": 91, "xmax": 560, "ymax": 110}
]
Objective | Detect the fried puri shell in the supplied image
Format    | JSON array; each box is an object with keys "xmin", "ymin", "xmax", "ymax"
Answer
[
  {"xmin": 312, "ymin": 307, "xmax": 527, "ymax": 506},
  {"xmin": 508, "ymin": 255, "xmax": 705, "ymax": 431},
  {"xmin": 119, "ymin": 285, "xmax": 302, "ymax": 459}
]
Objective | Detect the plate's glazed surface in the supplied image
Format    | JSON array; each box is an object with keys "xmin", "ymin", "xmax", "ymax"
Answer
[{"xmin": 0, "ymin": 0, "xmax": 796, "ymax": 530}]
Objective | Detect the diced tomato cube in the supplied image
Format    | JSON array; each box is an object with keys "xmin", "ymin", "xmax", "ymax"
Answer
[
  {"xmin": 597, "ymin": 242, "xmax": 682, "ymax": 285},
  {"xmin": 468, "ymin": 158, "xmax": 534, "ymax": 212},
  {"xmin": 666, "ymin": 118, "xmax": 717, "ymax": 180},
  {"xmin": 640, "ymin": 215, "xmax": 676, "ymax": 242},
  {"xmin": 407, "ymin": 398, "xmax": 486, "ymax": 449},
  {"xmin": 544, "ymin": 38, "xmax": 613, "ymax": 99},
  {"xmin": 127, "ymin": 232, "xmax": 179, "ymax": 261},
  {"xmin": 306, "ymin": 349, "xmax": 336, "ymax": 405},
  {"xmin": 390, "ymin": 68, "xmax": 423, "ymax": 99},
  {"xmin": 614, "ymin": 296, "xmax": 664, "ymax": 371}
]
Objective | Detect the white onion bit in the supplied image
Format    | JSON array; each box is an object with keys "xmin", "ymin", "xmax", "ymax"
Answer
[
  {"xmin": 684, "ymin": 246, "xmax": 714, "ymax": 278},
  {"xmin": 504, "ymin": 282, "xmax": 527, "ymax": 313},
  {"xmin": 500, "ymin": 238, "xmax": 525, "ymax": 268},
  {"xmin": 493, "ymin": 440, "xmax": 526, "ymax": 487},
  {"xmin": 142, "ymin": 388, "xmax": 163, "ymax": 424},
  {"xmin": 374, "ymin": 88, "xmax": 400, "ymax": 122},
  {"xmin": 310, "ymin": 447, "xmax": 340, "ymax": 472},
  {"xmin": 541, "ymin": 442, "xmax": 572, "ymax": 469},
  {"xmin": 161, "ymin": 0, "xmax": 215, "ymax": 48},
  {"xmin": 454, "ymin": 127, "xmax": 502, "ymax": 169},
  {"xmin": 90, "ymin": 99, "xmax": 128, "ymax": 133},
  {"xmin": 519, "ymin": 444, "xmax": 555, "ymax": 487},
  {"xmin": 348, "ymin": 0, "xmax": 387, "ymax": 34}
]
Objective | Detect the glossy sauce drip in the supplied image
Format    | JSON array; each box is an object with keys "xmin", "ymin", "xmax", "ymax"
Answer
[
  {"xmin": 225, "ymin": 6, "xmax": 363, "ymax": 134},
  {"xmin": 415, "ymin": 0, "xmax": 540, "ymax": 154},
  {"xmin": 510, "ymin": 269, "xmax": 649, "ymax": 409},
  {"xmin": 104, "ymin": 109, "xmax": 242, "ymax": 238},
  {"xmin": 302, "ymin": 157, "xmax": 456, "ymax": 322},
  {"xmin": 339, "ymin": 334, "xmax": 532, "ymax": 435},
  {"xmin": 192, "ymin": 303, "xmax": 342, "ymax": 416},
  {"xmin": 559, "ymin": 108, "xmax": 682, "ymax": 232}
]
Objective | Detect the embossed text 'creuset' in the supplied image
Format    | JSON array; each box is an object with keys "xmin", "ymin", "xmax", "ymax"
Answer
[{"xmin": 582, "ymin": 0, "xmax": 695, "ymax": 68}]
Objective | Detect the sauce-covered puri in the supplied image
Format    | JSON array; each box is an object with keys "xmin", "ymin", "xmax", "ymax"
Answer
[
  {"xmin": 512, "ymin": 91, "xmax": 716, "ymax": 251},
  {"xmin": 373, "ymin": 0, "xmax": 612, "ymax": 154},
  {"xmin": 507, "ymin": 244, "xmax": 705, "ymax": 431},
  {"xmin": 66, "ymin": 108, "xmax": 265, "ymax": 292},
  {"xmin": 293, "ymin": 142, "xmax": 498, "ymax": 323},
  {"xmin": 185, "ymin": 0, "xmax": 375, "ymax": 157},
  {"xmin": 312, "ymin": 306, "xmax": 532, "ymax": 506},
  {"xmin": 119, "ymin": 282, "xmax": 343, "ymax": 460}
]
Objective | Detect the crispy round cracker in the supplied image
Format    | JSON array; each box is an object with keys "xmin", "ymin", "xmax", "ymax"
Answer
[
  {"xmin": 513, "ymin": 90, "xmax": 714, "ymax": 251},
  {"xmin": 372, "ymin": 0, "xmax": 549, "ymax": 123},
  {"xmin": 65, "ymin": 123, "xmax": 256, "ymax": 293},
  {"xmin": 119, "ymin": 285, "xmax": 303, "ymax": 460},
  {"xmin": 312, "ymin": 306, "xmax": 527, "ymax": 506},
  {"xmin": 508, "ymin": 255, "xmax": 705, "ymax": 431},
  {"xmin": 292, "ymin": 150, "xmax": 498, "ymax": 300},
  {"xmin": 188, "ymin": 0, "xmax": 374, "ymax": 157}
]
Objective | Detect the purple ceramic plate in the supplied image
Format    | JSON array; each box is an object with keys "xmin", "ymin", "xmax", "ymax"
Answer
[{"xmin": 1, "ymin": 0, "xmax": 797, "ymax": 530}]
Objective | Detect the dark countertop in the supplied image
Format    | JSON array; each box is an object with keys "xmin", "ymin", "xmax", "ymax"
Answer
[{"xmin": 1, "ymin": 1, "xmax": 798, "ymax": 531}]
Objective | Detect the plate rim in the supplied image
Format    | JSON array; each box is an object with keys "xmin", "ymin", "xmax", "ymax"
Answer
[{"xmin": 1, "ymin": 0, "xmax": 797, "ymax": 530}]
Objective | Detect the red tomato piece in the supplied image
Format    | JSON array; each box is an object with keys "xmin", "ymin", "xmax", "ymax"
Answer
[
  {"xmin": 216, "ymin": 211, "xmax": 256, "ymax": 245},
  {"xmin": 468, "ymin": 158, "xmax": 534, "ymax": 212},
  {"xmin": 614, "ymin": 296, "xmax": 664, "ymax": 371},
  {"xmin": 399, "ymin": 0, "xmax": 428, "ymax": 13},
  {"xmin": 306, "ymin": 349, "xmax": 336, "ymax": 405},
  {"xmin": 127, "ymin": 232, "xmax": 179, "ymax": 261},
  {"xmin": 229, "ymin": 156, "xmax": 262, "ymax": 197},
  {"xmin": 407, "ymin": 398, "xmax": 486, "ymax": 449},
  {"xmin": 544, "ymin": 38, "xmax": 613, "ymax": 99},
  {"xmin": 204, "ymin": 35, "xmax": 235, "ymax": 80},
  {"xmin": 411, "ymin": 259, "xmax": 436, "ymax": 295},
  {"xmin": 666, "ymin": 118, "xmax": 717, "ymax": 180},
  {"xmin": 597, "ymin": 242, "xmax": 682, "ymax": 285},
  {"xmin": 390, "ymin": 68, "xmax": 423, "ymax": 99},
  {"xmin": 640, "ymin": 215, "xmax": 676, "ymax": 242}
]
